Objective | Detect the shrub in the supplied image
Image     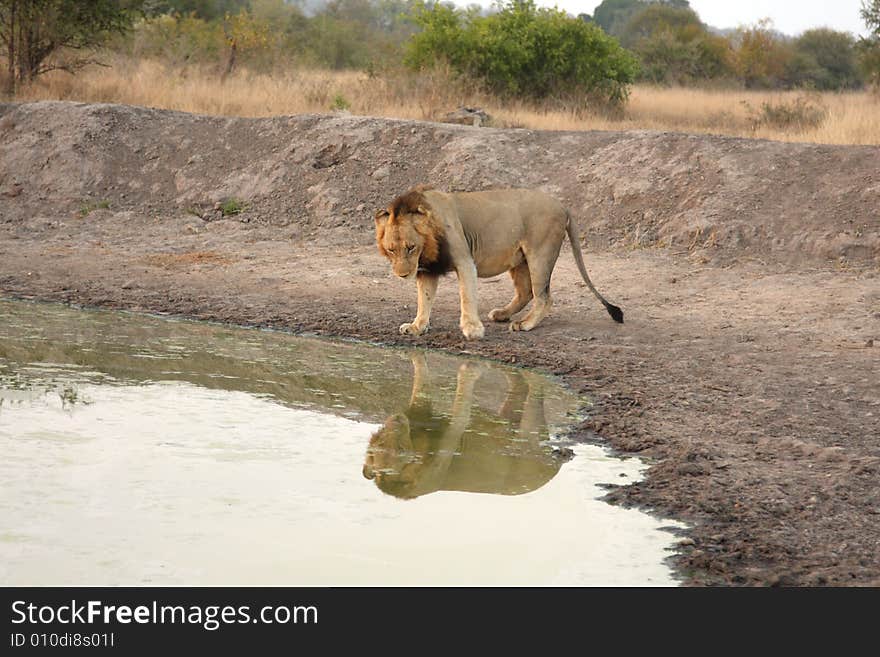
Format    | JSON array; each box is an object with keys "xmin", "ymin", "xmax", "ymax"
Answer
[
  {"xmin": 743, "ymin": 95, "xmax": 827, "ymax": 132},
  {"xmin": 220, "ymin": 197, "xmax": 244, "ymax": 215},
  {"xmin": 405, "ymin": 1, "xmax": 639, "ymax": 109},
  {"xmin": 79, "ymin": 199, "xmax": 111, "ymax": 216}
]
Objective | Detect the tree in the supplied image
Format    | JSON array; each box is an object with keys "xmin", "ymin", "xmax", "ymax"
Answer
[
  {"xmin": 620, "ymin": 3, "xmax": 699, "ymax": 47},
  {"xmin": 788, "ymin": 29, "xmax": 861, "ymax": 90},
  {"xmin": 0, "ymin": 0, "xmax": 141, "ymax": 94},
  {"xmin": 863, "ymin": 0, "xmax": 880, "ymax": 33},
  {"xmin": 406, "ymin": 0, "xmax": 639, "ymax": 108},
  {"xmin": 591, "ymin": 0, "xmax": 646, "ymax": 37},
  {"xmin": 146, "ymin": 0, "xmax": 250, "ymax": 21},
  {"xmin": 858, "ymin": 0, "xmax": 880, "ymax": 87},
  {"xmin": 589, "ymin": 0, "xmax": 690, "ymax": 38},
  {"xmin": 733, "ymin": 19, "xmax": 791, "ymax": 88},
  {"xmin": 619, "ymin": 4, "xmax": 732, "ymax": 84}
]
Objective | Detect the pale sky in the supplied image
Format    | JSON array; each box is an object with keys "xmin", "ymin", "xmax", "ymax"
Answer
[{"xmin": 456, "ymin": 1, "xmax": 871, "ymax": 37}]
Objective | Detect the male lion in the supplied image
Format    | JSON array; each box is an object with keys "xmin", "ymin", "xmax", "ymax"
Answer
[
  {"xmin": 363, "ymin": 353, "xmax": 567, "ymax": 499},
  {"xmin": 375, "ymin": 187, "xmax": 623, "ymax": 340}
]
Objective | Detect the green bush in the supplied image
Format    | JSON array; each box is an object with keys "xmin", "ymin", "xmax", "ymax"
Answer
[
  {"xmin": 220, "ymin": 197, "xmax": 245, "ymax": 216},
  {"xmin": 332, "ymin": 93, "xmax": 351, "ymax": 110},
  {"xmin": 405, "ymin": 1, "xmax": 639, "ymax": 108}
]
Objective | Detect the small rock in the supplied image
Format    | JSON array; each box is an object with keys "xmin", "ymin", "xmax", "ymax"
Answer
[
  {"xmin": 866, "ymin": 339, "xmax": 874, "ymax": 348},
  {"xmin": 371, "ymin": 165, "xmax": 390, "ymax": 180},
  {"xmin": 443, "ymin": 107, "xmax": 491, "ymax": 127},
  {"xmin": 677, "ymin": 462, "xmax": 709, "ymax": 476}
]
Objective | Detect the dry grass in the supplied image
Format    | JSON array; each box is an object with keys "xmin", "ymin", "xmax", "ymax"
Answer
[{"xmin": 12, "ymin": 58, "xmax": 880, "ymax": 145}]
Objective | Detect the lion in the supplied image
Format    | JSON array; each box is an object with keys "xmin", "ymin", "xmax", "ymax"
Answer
[
  {"xmin": 362, "ymin": 353, "xmax": 568, "ymax": 499},
  {"xmin": 375, "ymin": 186, "xmax": 623, "ymax": 340}
]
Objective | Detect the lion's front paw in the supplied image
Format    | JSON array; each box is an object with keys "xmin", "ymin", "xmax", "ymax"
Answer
[
  {"xmin": 460, "ymin": 320, "xmax": 485, "ymax": 340},
  {"xmin": 399, "ymin": 322, "xmax": 428, "ymax": 336},
  {"xmin": 509, "ymin": 320, "xmax": 530, "ymax": 332},
  {"xmin": 488, "ymin": 308, "xmax": 511, "ymax": 322}
]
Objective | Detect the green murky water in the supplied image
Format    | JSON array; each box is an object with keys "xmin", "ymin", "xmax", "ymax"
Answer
[{"xmin": 0, "ymin": 300, "xmax": 682, "ymax": 585}]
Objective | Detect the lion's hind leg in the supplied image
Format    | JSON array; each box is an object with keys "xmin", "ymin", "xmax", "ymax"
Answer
[
  {"xmin": 510, "ymin": 244, "xmax": 559, "ymax": 332},
  {"xmin": 488, "ymin": 262, "xmax": 532, "ymax": 322}
]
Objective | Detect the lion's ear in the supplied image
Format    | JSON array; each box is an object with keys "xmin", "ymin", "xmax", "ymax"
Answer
[{"xmin": 374, "ymin": 209, "xmax": 390, "ymax": 226}]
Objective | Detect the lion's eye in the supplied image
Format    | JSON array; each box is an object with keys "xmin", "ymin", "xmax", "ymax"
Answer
[
  {"xmin": 387, "ymin": 248, "xmax": 396, "ymax": 255},
  {"xmin": 406, "ymin": 245, "xmax": 415, "ymax": 254}
]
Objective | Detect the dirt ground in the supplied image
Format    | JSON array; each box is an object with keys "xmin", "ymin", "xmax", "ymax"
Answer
[{"xmin": 1, "ymin": 101, "xmax": 879, "ymax": 586}]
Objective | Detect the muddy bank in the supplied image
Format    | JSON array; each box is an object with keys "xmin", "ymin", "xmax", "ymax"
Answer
[{"xmin": 1, "ymin": 101, "xmax": 879, "ymax": 585}]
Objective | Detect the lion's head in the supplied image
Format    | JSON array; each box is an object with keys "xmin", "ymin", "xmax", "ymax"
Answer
[
  {"xmin": 375, "ymin": 188, "xmax": 448, "ymax": 278},
  {"xmin": 362, "ymin": 412, "xmax": 422, "ymax": 499}
]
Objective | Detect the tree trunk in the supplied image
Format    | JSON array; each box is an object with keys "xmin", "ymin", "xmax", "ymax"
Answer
[
  {"xmin": 221, "ymin": 38, "xmax": 237, "ymax": 83},
  {"xmin": 4, "ymin": 0, "xmax": 17, "ymax": 94}
]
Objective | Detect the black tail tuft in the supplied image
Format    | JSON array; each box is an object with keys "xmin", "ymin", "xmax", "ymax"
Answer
[{"xmin": 605, "ymin": 303, "xmax": 624, "ymax": 324}]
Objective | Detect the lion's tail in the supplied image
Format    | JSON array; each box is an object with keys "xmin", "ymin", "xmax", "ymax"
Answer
[{"xmin": 565, "ymin": 211, "xmax": 624, "ymax": 324}]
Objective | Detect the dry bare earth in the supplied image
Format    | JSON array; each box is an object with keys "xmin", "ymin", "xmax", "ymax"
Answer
[{"xmin": 1, "ymin": 101, "xmax": 879, "ymax": 586}]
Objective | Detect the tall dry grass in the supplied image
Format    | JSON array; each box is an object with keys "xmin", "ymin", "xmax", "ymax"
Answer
[{"xmin": 11, "ymin": 58, "xmax": 880, "ymax": 145}]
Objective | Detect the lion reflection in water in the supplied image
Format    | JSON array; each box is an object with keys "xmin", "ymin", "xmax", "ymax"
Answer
[{"xmin": 363, "ymin": 354, "xmax": 572, "ymax": 499}]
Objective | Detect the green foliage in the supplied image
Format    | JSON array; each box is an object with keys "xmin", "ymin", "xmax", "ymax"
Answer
[
  {"xmin": 220, "ymin": 197, "xmax": 244, "ymax": 215},
  {"xmin": 405, "ymin": 1, "xmax": 639, "ymax": 108},
  {"xmin": 786, "ymin": 29, "xmax": 861, "ymax": 90},
  {"xmin": 0, "ymin": 0, "xmax": 142, "ymax": 92},
  {"xmin": 145, "ymin": 0, "xmax": 250, "ymax": 21},
  {"xmin": 283, "ymin": 0, "xmax": 420, "ymax": 70},
  {"xmin": 130, "ymin": 0, "xmax": 419, "ymax": 72},
  {"xmin": 331, "ymin": 93, "xmax": 350, "ymax": 110},
  {"xmin": 79, "ymin": 199, "xmax": 111, "ymax": 216},
  {"xmin": 729, "ymin": 21, "xmax": 867, "ymax": 91},
  {"xmin": 858, "ymin": 39, "xmax": 880, "ymax": 88},
  {"xmin": 621, "ymin": 4, "xmax": 733, "ymax": 84},
  {"xmin": 129, "ymin": 12, "xmax": 224, "ymax": 64},
  {"xmin": 859, "ymin": 0, "xmax": 880, "ymax": 87},
  {"xmin": 863, "ymin": 0, "xmax": 880, "ymax": 36},
  {"xmin": 591, "ymin": 0, "xmax": 647, "ymax": 37},
  {"xmin": 589, "ymin": 0, "xmax": 691, "ymax": 37},
  {"xmin": 620, "ymin": 3, "xmax": 698, "ymax": 46}
]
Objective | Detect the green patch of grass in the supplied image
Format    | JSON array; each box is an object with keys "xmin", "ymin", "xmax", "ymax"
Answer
[
  {"xmin": 219, "ymin": 198, "xmax": 245, "ymax": 216},
  {"xmin": 331, "ymin": 94, "xmax": 351, "ymax": 111},
  {"xmin": 78, "ymin": 199, "xmax": 111, "ymax": 217}
]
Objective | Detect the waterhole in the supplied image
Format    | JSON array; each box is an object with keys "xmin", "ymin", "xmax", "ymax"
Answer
[{"xmin": 0, "ymin": 300, "xmax": 683, "ymax": 585}]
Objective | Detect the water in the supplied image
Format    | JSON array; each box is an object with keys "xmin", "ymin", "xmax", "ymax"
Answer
[{"xmin": 0, "ymin": 300, "xmax": 683, "ymax": 586}]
